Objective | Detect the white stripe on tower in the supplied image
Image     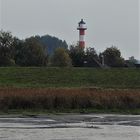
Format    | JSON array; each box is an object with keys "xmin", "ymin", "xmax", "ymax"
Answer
[{"xmin": 79, "ymin": 35, "xmax": 84, "ymax": 42}]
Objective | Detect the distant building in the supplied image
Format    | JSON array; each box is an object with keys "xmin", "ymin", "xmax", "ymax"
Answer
[{"xmin": 135, "ymin": 60, "xmax": 140, "ymax": 68}]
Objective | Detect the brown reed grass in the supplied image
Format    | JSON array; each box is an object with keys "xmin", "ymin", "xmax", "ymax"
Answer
[{"xmin": 0, "ymin": 88, "xmax": 140, "ymax": 110}]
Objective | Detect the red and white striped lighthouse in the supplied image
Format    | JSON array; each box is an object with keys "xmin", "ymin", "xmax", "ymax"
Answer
[{"xmin": 77, "ymin": 19, "xmax": 87, "ymax": 48}]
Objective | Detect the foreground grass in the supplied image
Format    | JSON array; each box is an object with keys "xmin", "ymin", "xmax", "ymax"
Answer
[
  {"xmin": 1, "ymin": 108, "xmax": 140, "ymax": 115},
  {"xmin": 0, "ymin": 88, "xmax": 140, "ymax": 114},
  {"xmin": 0, "ymin": 67, "xmax": 140, "ymax": 88}
]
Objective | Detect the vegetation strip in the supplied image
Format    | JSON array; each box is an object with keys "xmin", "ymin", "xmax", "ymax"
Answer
[
  {"xmin": 0, "ymin": 88, "xmax": 140, "ymax": 113},
  {"xmin": 0, "ymin": 67, "xmax": 140, "ymax": 88}
]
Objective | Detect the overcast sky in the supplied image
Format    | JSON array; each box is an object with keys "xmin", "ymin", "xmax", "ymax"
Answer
[{"xmin": 0, "ymin": 0, "xmax": 139, "ymax": 59}]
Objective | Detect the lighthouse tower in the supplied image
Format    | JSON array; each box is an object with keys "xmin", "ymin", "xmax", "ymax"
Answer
[{"xmin": 77, "ymin": 19, "xmax": 87, "ymax": 48}]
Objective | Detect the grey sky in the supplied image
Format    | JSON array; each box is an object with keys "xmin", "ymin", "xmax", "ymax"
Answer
[{"xmin": 0, "ymin": 0, "xmax": 139, "ymax": 59}]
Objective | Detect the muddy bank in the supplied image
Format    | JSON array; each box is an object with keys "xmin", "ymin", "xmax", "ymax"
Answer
[
  {"xmin": 0, "ymin": 114, "xmax": 139, "ymax": 140},
  {"xmin": 0, "ymin": 114, "xmax": 140, "ymax": 127}
]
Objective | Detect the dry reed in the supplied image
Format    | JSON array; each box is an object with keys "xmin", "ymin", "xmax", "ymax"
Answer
[{"xmin": 0, "ymin": 88, "xmax": 140, "ymax": 110}]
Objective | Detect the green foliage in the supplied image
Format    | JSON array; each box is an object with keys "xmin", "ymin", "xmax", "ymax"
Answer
[
  {"xmin": 0, "ymin": 30, "xmax": 69, "ymax": 67},
  {"xmin": 69, "ymin": 45, "xmax": 101, "ymax": 67},
  {"xmin": 85, "ymin": 48, "xmax": 101, "ymax": 67},
  {"xmin": 69, "ymin": 45, "xmax": 85, "ymax": 67},
  {"xmin": 0, "ymin": 30, "xmax": 135, "ymax": 68},
  {"xmin": 15, "ymin": 37, "xmax": 47, "ymax": 66},
  {"xmin": 102, "ymin": 46, "xmax": 125, "ymax": 67},
  {"xmin": 0, "ymin": 67, "xmax": 140, "ymax": 88},
  {"xmin": 35, "ymin": 35, "xmax": 68, "ymax": 55},
  {"xmin": 51, "ymin": 48, "xmax": 72, "ymax": 67},
  {"xmin": 0, "ymin": 30, "xmax": 15, "ymax": 66}
]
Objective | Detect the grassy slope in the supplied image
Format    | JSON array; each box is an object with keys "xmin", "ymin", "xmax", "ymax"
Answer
[{"xmin": 0, "ymin": 67, "xmax": 140, "ymax": 88}]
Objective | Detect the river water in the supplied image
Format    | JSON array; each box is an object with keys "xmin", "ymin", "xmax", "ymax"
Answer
[{"xmin": 0, "ymin": 114, "xmax": 139, "ymax": 140}]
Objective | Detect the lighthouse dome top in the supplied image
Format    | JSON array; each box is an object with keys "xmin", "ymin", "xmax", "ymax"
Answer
[
  {"xmin": 77, "ymin": 19, "xmax": 87, "ymax": 30},
  {"xmin": 79, "ymin": 19, "xmax": 86, "ymax": 25}
]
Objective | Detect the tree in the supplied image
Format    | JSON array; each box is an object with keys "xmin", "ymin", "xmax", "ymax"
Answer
[
  {"xmin": 69, "ymin": 45, "xmax": 85, "ymax": 67},
  {"xmin": 15, "ymin": 37, "xmax": 47, "ymax": 66},
  {"xmin": 85, "ymin": 48, "xmax": 101, "ymax": 67},
  {"xmin": 0, "ymin": 30, "xmax": 15, "ymax": 66},
  {"xmin": 51, "ymin": 48, "xmax": 72, "ymax": 67},
  {"xmin": 13, "ymin": 38, "xmax": 25, "ymax": 65},
  {"xmin": 35, "ymin": 35, "xmax": 68, "ymax": 55},
  {"xmin": 102, "ymin": 46, "xmax": 125, "ymax": 67}
]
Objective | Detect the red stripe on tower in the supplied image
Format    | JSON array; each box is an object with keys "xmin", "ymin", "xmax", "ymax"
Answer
[
  {"xmin": 80, "ymin": 30, "xmax": 85, "ymax": 35},
  {"xmin": 77, "ymin": 19, "xmax": 87, "ymax": 48},
  {"xmin": 79, "ymin": 41, "xmax": 85, "ymax": 48}
]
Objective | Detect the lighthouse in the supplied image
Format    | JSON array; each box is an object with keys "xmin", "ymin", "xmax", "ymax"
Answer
[{"xmin": 77, "ymin": 19, "xmax": 87, "ymax": 48}]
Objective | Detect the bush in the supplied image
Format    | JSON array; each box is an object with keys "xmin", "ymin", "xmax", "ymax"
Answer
[{"xmin": 51, "ymin": 48, "xmax": 72, "ymax": 67}]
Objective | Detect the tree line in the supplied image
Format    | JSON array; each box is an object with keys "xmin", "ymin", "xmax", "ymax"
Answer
[{"xmin": 0, "ymin": 30, "xmax": 137, "ymax": 67}]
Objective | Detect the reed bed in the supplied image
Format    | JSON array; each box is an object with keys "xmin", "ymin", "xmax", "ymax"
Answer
[{"xmin": 0, "ymin": 88, "xmax": 140, "ymax": 110}]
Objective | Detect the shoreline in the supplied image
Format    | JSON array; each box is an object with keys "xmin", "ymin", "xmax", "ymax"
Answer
[{"xmin": 0, "ymin": 108, "xmax": 140, "ymax": 116}]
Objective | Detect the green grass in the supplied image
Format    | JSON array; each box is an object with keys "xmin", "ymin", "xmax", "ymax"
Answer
[
  {"xmin": 0, "ymin": 67, "xmax": 140, "ymax": 88},
  {"xmin": 1, "ymin": 108, "xmax": 140, "ymax": 115}
]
